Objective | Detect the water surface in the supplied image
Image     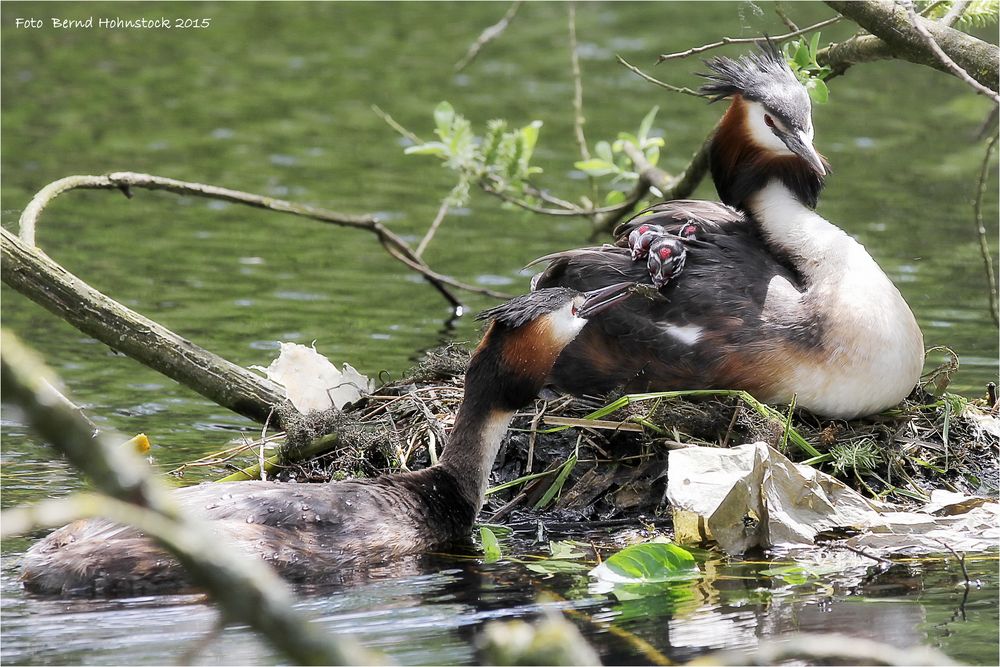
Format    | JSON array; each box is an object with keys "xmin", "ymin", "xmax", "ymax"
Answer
[{"xmin": 2, "ymin": 1, "xmax": 997, "ymax": 664}]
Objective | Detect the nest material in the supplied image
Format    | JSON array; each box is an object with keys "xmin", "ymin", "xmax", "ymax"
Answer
[{"xmin": 246, "ymin": 346, "xmax": 998, "ymax": 518}]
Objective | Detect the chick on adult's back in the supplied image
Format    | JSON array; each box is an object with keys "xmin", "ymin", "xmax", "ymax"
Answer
[{"xmin": 534, "ymin": 41, "xmax": 923, "ymax": 419}]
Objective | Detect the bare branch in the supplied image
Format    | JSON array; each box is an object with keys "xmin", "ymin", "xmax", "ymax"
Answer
[
  {"xmin": 371, "ymin": 104, "xmax": 423, "ymax": 144},
  {"xmin": 973, "ymin": 133, "xmax": 1000, "ymax": 326},
  {"xmin": 774, "ymin": 3, "xmax": 800, "ymax": 31},
  {"xmin": 17, "ymin": 171, "xmax": 472, "ymax": 310},
  {"xmin": 656, "ymin": 16, "xmax": 842, "ymax": 62},
  {"xmin": 454, "ymin": 0, "xmax": 523, "ymax": 72},
  {"xmin": 616, "ymin": 54, "xmax": 707, "ymax": 98},
  {"xmin": 900, "ymin": 0, "xmax": 1000, "ymax": 105},
  {"xmin": 415, "ymin": 198, "xmax": 450, "ymax": 258}
]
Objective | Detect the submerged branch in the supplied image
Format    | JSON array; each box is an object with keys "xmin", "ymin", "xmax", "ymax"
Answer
[{"xmin": 1, "ymin": 227, "xmax": 290, "ymax": 426}]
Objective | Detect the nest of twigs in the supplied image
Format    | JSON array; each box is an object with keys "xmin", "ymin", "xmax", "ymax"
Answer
[{"xmin": 234, "ymin": 345, "xmax": 998, "ymax": 521}]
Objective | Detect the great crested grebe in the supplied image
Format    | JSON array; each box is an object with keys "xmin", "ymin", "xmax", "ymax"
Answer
[
  {"xmin": 532, "ymin": 41, "xmax": 924, "ymax": 419},
  {"xmin": 21, "ymin": 284, "xmax": 633, "ymax": 596}
]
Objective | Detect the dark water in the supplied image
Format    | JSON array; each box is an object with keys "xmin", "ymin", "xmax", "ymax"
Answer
[{"xmin": 2, "ymin": 1, "xmax": 998, "ymax": 664}]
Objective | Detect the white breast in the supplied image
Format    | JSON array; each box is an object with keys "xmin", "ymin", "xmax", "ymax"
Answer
[{"xmin": 751, "ymin": 183, "xmax": 924, "ymax": 418}]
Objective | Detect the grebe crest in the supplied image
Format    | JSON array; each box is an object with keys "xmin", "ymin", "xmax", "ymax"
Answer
[{"xmin": 700, "ymin": 38, "xmax": 828, "ymax": 209}]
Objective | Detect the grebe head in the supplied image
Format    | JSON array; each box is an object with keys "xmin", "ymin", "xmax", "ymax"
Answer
[
  {"xmin": 469, "ymin": 284, "xmax": 633, "ymax": 410},
  {"xmin": 700, "ymin": 38, "xmax": 825, "ymax": 177}
]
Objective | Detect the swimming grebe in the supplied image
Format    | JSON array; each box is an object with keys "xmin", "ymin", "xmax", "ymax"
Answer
[
  {"xmin": 21, "ymin": 284, "xmax": 633, "ymax": 596},
  {"xmin": 532, "ymin": 41, "xmax": 924, "ymax": 419}
]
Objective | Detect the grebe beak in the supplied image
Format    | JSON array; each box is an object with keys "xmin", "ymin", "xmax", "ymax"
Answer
[
  {"xmin": 781, "ymin": 130, "xmax": 827, "ymax": 176},
  {"xmin": 577, "ymin": 282, "xmax": 635, "ymax": 319}
]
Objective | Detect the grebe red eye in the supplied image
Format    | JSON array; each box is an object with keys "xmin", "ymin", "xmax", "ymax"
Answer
[{"xmin": 764, "ymin": 114, "xmax": 775, "ymax": 128}]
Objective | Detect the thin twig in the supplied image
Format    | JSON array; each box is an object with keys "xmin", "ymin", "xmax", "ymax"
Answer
[
  {"xmin": 941, "ymin": 0, "xmax": 970, "ymax": 26},
  {"xmin": 416, "ymin": 198, "xmax": 450, "ymax": 258},
  {"xmin": 568, "ymin": 2, "xmax": 590, "ymax": 162},
  {"xmin": 454, "ymin": 0, "xmax": 523, "ymax": 72},
  {"xmin": 775, "ymin": 3, "xmax": 800, "ymax": 31},
  {"xmin": 973, "ymin": 133, "xmax": 1000, "ymax": 325},
  {"xmin": 656, "ymin": 16, "xmax": 842, "ymax": 62},
  {"xmin": 900, "ymin": 0, "xmax": 1000, "ymax": 105},
  {"xmin": 616, "ymin": 55, "xmax": 707, "ymax": 98},
  {"xmin": 371, "ymin": 104, "xmax": 423, "ymax": 144},
  {"xmin": 481, "ymin": 181, "xmax": 631, "ymax": 217}
]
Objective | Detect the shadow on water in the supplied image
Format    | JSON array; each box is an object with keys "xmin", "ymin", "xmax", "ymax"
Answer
[{"xmin": 1, "ymin": 1, "xmax": 998, "ymax": 664}]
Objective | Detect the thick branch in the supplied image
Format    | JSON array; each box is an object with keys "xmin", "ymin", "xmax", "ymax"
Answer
[
  {"xmin": 0, "ymin": 333, "xmax": 371, "ymax": 666},
  {"xmin": 1, "ymin": 227, "xmax": 290, "ymax": 426},
  {"xmin": 822, "ymin": 0, "xmax": 999, "ymax": 91}
]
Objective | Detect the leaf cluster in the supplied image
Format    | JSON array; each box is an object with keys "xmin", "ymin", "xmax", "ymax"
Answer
[
  {"xmin": 920, "ymin": 0, "xmax": 1000, "ymax": 27},
  {"xmin": 404, "ymin": 101, "xmax": 542, "ymax": 206},
  {"xmin": 574, "ymin": 106, "xmax": 665, "ymax": 205},
  {"xmin": 783, "ymin": 32, "xmax": 831, "ymax": 104}
]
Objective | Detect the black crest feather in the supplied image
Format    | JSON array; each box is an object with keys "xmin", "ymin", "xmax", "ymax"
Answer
[
  {"xmin": 476, "ymin": 288, "xmax": 578, "ymax": 328},
  {"xmin": 698, "ymin": 37, "xmax": 797, "ymax": 103}
]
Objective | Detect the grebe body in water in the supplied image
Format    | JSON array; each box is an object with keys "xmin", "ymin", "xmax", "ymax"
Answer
[
  {"xmin": 533, "ymin": 42, "xmax": 923, "ymax": 419},
  {"xmin": 21, "ymin": 284, "xmax": 632, "ymax": 597}
]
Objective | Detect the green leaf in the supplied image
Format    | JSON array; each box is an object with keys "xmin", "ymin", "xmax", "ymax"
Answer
[
  {"xmin": 809, "ymin": 32, "xmax": 821, "ymax": 61},
  {"xmin": 644, "ymin": 144, "xmax": 660, "ymax": 167},
  {"xmin": 549, "ymin": 540, "xmax": 586, "ymax": 560},
  {"xmin": 404, "ymin": 141, "xmax": 449, "ymax": 157},
  {"xmin": 604, "ymin": 190, "xmax": 627, "ymax": 206},
  {"xmin": 793, "ymin": 43, "xmax": 811, "ymax": 69},
  {"xmin": 574, "ymin": 159, "xmax": 616, "ymax": 176},
  {"xmin": 590, "ymin": 539, "xmax": 698, "ymax": 584},
  {"xmin": 480, "ymin": 526, "xmax": 502, "ymax": 563},
  {"xmin": 525, "ymin": 560, "xmax": 590, "ymax": 575},
  {"xmin": 806, "ymin": 78, "xmax": 829, "ymax": 104},
  {"xmin": 595, "ymin": 140, "xmax": 614, "ymax": 163},
  {"xmin": 534, "ymin": 455, "xmax": 577, "ymax": 509},
  {"xmin": 519, "ymin": 121, "xmax": 542, "ymax": 161},
  {"xmin": 433, "ymin": 101, "xmax": 455, "ymax": 136},
  {"xmin": 637, "ymin": 106, "xmax": 659, "ymax": 144}
]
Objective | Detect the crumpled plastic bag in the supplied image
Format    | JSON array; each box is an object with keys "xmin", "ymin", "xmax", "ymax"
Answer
[
  {"xmin": 667, "ymin": 442, "xmax": 999, "ymax": 556},
  {"xmin": 251, "ymin": 342, "xmax": 373, "ymax": 413}
]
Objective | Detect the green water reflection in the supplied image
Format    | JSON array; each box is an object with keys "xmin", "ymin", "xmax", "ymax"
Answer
[{"xmin": 1, "ymin": 1, "xmax": 998, "ymax": 663}]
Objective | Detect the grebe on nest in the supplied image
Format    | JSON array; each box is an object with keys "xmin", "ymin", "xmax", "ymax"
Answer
[
  {"xmin": 533, "ymin": 41, "xmax": 923, "ymax": 419},
  {"xmin": 21, "ymin": 284, "xmax": 633, "ymax": 596}
]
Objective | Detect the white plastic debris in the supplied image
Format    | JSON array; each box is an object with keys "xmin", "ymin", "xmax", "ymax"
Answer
[
  {"xmin": 251, "ymin": 342, "xmax": 373, "ymax": 413},
  {"xmin": 667, "ymin": 442, "xmax": 1000, "ymax": 556}
]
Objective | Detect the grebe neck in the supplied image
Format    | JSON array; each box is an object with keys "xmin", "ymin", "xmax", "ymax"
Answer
[
  {"xmin": 439, "ymin": 403, "xmax": 514, "ymax": 513},
  {"xmin": 746, "ymin": 181, "xmax": 850, "ymax": 283}
]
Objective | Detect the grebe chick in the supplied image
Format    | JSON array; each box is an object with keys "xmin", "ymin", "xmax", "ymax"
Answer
[
  {"xmin": 21, "ymin": 284, "xmax": 634, "ymax": 597},
  {"xmin": 533, "ymin": 40, "xmax": 923, "ymax": 419}
]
